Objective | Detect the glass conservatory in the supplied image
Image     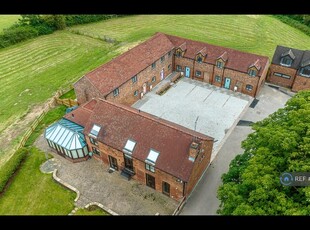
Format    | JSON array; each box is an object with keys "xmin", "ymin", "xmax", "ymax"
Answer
[{"xmin": 44, "ymin": 118, "xmax": 89, "ymax": 161}]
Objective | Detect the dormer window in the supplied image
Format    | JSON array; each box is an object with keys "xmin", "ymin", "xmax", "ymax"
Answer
[
  {"xmin": 145, "ymin": 149, "xmax": 160, "ymax": 173},
  {"xmin": 248, "ymin": 69, "xmax": 257, "ymax": 77},
  {"xmin": 123, "ymin": 139, "xmax": 136, "ymax": 155},
  {"xmin": 90, "ymin": 124, "xmax": 101, "ymax": 137},
  {"xmin": 280, "ymin": 56, "xmax": 293, "ymax": 67},
  {"xmin": 197, "ymin": 56, "xmax": 203, "ymax": 63},
  {"xmin": 176, "ymin": 49, "xmax": 182, "ymax": 58},
  {"xmin": 299, "ymin": 66, "xmax": 310, "ymax": 77},
  {"xmin": 216, "ymin": 61, "xmax": 223, "ymax": 69}
]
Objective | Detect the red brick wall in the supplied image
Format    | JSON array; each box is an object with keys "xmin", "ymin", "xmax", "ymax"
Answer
[
  {"xmin": 267, "ymin": 64, "xmax": 297, "ymax": 88},
  {"xmin": 89, "ymin": 139, "xmax": 185, "ymax": 201},
  {"xmin": 105, "ymin": 50, "xmax": 174, "ymax": 106},
  {"xmin": 223, "ymin": 69, "xmax": 260, "ymax": 97},
  {"xmin": 255, "ymin": 59, "xmax": 270, "ymax": 96},
  {"xmin": 186, "ymin": 139, "xmax": 213, "ymax": 196},
  {"xmin": 74, "ymin": 76, "xmax": 103, "ymax": 105},
  {"xmin": 193, "ymin": 61, "xmax": 214, "ymax": 84},
  {"xmin": 174, "ymin": 56, "xmax": 194, "ymax": 78},
  {"xmin": 212, "ymin": 66, "xmax": 225, "ymax": 88},
  {"xmin": 292, "ymin": 75, "xmax": 310, "ymax": 92}
]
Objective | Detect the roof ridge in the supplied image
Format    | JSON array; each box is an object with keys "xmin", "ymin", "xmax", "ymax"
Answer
[
  {"xmin": 85, "ymin": 32, "xmax": 170, "ymax": 78},
  {"xmin": 98, "ymin": 98, "xmax": 213, "ymax": 141}
]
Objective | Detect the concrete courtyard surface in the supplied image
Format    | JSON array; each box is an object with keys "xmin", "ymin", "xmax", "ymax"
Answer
[
  {"xmin": 35, "ymin": 135, "xmax": 178, "ymax": 215},
  {"xmin": 180, "ymin": 84, "xmax": 292, "ymax": 215},
  {"xmin": 133, "ymin": 77, "xmax": 252, "ymax": 161}
]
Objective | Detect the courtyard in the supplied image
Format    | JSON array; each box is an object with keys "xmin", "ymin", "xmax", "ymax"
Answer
[{"xmin": 132, "ymin": 76, "xmax": 252, "ymax": 161}]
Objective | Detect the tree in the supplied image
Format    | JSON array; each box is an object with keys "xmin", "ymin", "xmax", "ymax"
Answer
[{"xmin": 217, "ymin": 90, "xmax": 310, "ymax": 215}]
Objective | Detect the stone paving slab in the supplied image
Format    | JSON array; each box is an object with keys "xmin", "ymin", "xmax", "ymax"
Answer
[
  {"xmin": 132, "ymin": 77, "xmax": 251, "ymax": 161},
  {"xmin": 35, "ymin": 134, "xmax": 178, "ymax": 215}
]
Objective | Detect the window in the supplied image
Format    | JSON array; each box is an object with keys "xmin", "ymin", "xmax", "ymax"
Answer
[
  {"xmin": 134, "ymin": 90, "xmax": 138, "ymax": 96},
  {"xmin": 246, "ymin": 84, "xmax": 253, "ymax": 91},
  {"xmin": 152, "ymin": 62, "xmax": 156, "ymax": 69},
  {"xmin": 132, "ymin": 75, "xmax": 137, "ymax": 83},
  {"xmin": 216, "ymin": 61, "xmax": 223, "ymax": 68},
  {"xmin": 300, "ymin": 66, "xmax": 310, "ymax": 77},
  {"xmin": 248, "ymin": 69, "xmax": 257, "ymax": 77},
  {"xmin": 215, "ymin": 75, "xmax": 221, "ymax": 82},
  {"xmin": 280, "ymin": 57, "xmax": 292, "ymax": 67},
  {"xmin": 162, "ymin": 181, "xmax": 170, "ymax": 196},
  {"xmin": 168, "ymin": 64, "xmax": 171, "ymax": 70},
  {"xmin": 113, "ymin": 88, "xmax": 119, "ymax": 97},
  {"xmin": 92, "ymin": 147, "xmax": 100, "ymax": 155},
  {"xmin": 176, "ymin": 50, "xmax": 182, "ymax": 57},
  {"xmin": 168, "ymin": 51, "xmax": 171, "ymax": 57},
  {"xmin": 274, "ymin": 72, "xmax": 291, "ymax": 79},
  {"xmin": 145, "ymin": 163, "xmax": 155, "ymax": 173},
  {"xmin": 123, "ymin": 139, "xmax": 136, "ymax": 154},
  {"xmin": 152, "ymin": 76, "xmax": 156, "ymax": 82},
  {"xmin": 161, "ymin": 56, "xmax": 165, "ymax": 62},
  {"xmin": 90, "ymin": 124, "xmax": 101, "ymax": 137},
  {"xmin": 195, "ymin": 70, "xmax": 202, "ymax": 77},
  {"xmin": 89, "ymin": 137, "xmax": 98, "ymax": 146},
  {"xmin": 197, "ymin": 56, "xmax": 203, "ymax": 63},
  {"xmin": 176, "ymin": 65, "xmax": 182, "ymax": 72}
]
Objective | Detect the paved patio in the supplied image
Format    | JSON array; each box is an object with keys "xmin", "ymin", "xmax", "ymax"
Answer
[
  {"xmin": 133, "ymin": 75, "xmax": 252, "ymax": 161},
  {"xmin": 35, "ymin": 134, "xmax": 178, "ymax": 215}
]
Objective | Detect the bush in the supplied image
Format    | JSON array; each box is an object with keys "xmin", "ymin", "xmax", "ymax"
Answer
[
  {"xmin": 0, "ymin": 26, "xmax": 38, "ymax": 48},
  {"xmin": 273, "ymin": 15, "xmax": 310, "ymax": 36},
  {"xmin": 0, "ymin": 147, "xmax": 29, "ymax": 193}
]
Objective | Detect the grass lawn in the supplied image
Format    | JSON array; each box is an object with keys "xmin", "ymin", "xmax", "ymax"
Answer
[
  {"xmin": 0, "ymin": 147, "xmax": 75, "ymax": 215},
  {"xmin": 0, "ymin": 15, "xmax": 309, "ymax": 161},
  {"xmin": 0, "ymin": 15, "xmax": 20, "ymax": 33},
  {"xmin": 74, "ymin": 206, "xmax": 110, "ymax": 215},
  {"xmin": 59, "ymin": 89, "xmax": 76, "ymax": 99}
]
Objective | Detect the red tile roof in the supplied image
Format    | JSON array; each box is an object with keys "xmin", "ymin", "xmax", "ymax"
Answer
[
  {"xmin": 166, "ymin": 33, "xmax": 269, "ymax": 76},
  {"xmin": 83, "ymin": 98, "xmax": 213, "ymax": 182},
  {"xmin": 84, "ymin": 32, "xmax": 175, "ymax": 97},
  {"xmin": 64, "ymin": 99, "xmax": 97, "ymax": 127},
  {"xmin": 81, "ymin": 32, "xmax": 269, "ymax": 98}
]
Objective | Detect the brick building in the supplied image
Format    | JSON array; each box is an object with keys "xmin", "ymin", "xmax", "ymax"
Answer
[
  {"xmin": 46, "ymin": 32, "xmax": 272, "ymax": 201},
  {"xmin": 57, "ymin": 98, "xmax": 213, "ymax": 201},
  {"xmin": 74, "ymin": 32, "xmax": 270, "ymax": 105},
  {"xmin": 267, "ymin": 45, "xmax": 310, "ymax": 91}
]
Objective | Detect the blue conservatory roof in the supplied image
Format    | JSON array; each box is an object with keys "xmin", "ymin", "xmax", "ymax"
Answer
[{"xmin": 45, "ymin": 118, "xmax": 86, "ymax": 150}]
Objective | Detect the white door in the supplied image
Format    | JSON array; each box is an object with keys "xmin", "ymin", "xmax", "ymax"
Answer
[
  {"xmin": 143, "ymin": 83, "xmax": 147, "ymax": 94},
  {"xmin": 160, "ymin": 69, "xmax": 164, "ymax": 80}
]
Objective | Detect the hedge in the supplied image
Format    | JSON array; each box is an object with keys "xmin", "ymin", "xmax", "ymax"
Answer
[{"xmin": 0, "ymin": 147, "xmax": 29, "ymax": 193}]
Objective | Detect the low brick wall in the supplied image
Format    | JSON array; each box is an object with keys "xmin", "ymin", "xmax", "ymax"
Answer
[{"xmin": 156, "ymin": 82, "xmax": 171, "ymax": 95}]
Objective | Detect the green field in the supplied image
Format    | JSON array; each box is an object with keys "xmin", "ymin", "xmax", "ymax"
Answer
[
  {"xmin": 0, "ymin": 15, "xmax": 309, "ymax": 161},
  {"xmin": 0, "ymin": 147, "xmax": 75, "ymax": 215},
  {"xmin": 0, "ymin": 15, "xmax": 20, "ymax": 33}
]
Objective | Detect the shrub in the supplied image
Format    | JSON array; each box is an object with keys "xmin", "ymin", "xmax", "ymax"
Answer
[
  {"xmin": 0, "ymin": 26, "xmax": 38, "ymax": 48},
  {"xmin": 273, "ymin": 15, "xmax": 310, "ymax": 36},
  {"xmin": 0, "ymin": 147, "xmax": 29, "ymax": 193}
]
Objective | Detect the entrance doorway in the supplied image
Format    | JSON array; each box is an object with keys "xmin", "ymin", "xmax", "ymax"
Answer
[
  {"xmin": 143, "ymin": 83, "xmax": 147, "ymax": 94},
  {"xmin": 224, "ymin": 77, "xmax": 231, "ymax": 89},
  {"xmin": 146, "ymin": 173, "xmax": 156, "ymax": 189},
  {"xmin": 185, "ymin": 67, "xmax": 190, "ymax": 78},
  {"xmin": 108, "ymin": 155, "xmax": 118, "ymax": 170},
  {"xmin": 160, "ymin": 68, "xmax": 164, "ymax": 80}
]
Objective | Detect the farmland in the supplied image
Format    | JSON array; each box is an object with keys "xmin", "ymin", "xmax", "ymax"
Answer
[{"xmin": 0, "ymin": 15, "xmax": 20, "ymax": 33}]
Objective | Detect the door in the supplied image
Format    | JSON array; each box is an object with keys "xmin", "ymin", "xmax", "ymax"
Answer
[
  {"xmin": 146, "ymin": 173, "xmax": 156, "ymax": 189},
  {"xmin": 124, "ymin": 155, "xmax": 134, "ymax": 171},
  {"xmin": 185, "ymin": 67, "xmax": 190, "ymax": 78},
  {"xmin": 143, "ymin": 83, "xmax": 147, "ymax": 94},
  {"xmin": 224, "ymin": 77, "xmax": 231, "ymax": 89},
  {"xmin": 108, "ymin": 155, "xmax": 118, "ymax": 170},
  {"xmin": 160, "ymin": 68, "xmax": 164, "ymax": 80},
  {"xmin": 162, "ymin": 181, "xmax": 170, "ymax": 196},
  {"xmin": 204, "ymin": 72, "xmax": 210, "ymax": 83}
]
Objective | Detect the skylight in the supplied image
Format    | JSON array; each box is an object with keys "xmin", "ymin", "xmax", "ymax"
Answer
[
  {"xmin": 145, "ymin": 149, "xmax": 160, "ymax": 165},
  {"xmin": 90, "ymin": 124, "xmax": 101, "ymax": 137},
  {"xmin": 123, "ymin": 139, "xmax": 136, "ymax": 154}
]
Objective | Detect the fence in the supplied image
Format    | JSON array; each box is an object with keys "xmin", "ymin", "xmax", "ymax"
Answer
[
  {"xmin": 55, "ymin": 98, "xmax": 78, "ymax": 107},
  {"xmin": 16, "ymin": 87, "xmax": 73, "ymax": 150},
  {"xmin": 172, "ymin": 196, "xmax": 187, "ymax": 215}
]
